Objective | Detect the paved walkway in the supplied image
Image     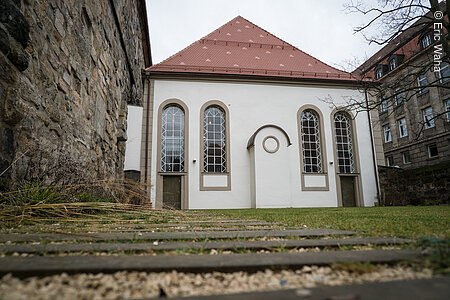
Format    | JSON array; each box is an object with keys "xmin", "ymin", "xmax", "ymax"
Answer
[
  {"xmin": 0, "ymin": 237, "xmax": 410, "ymax": 254},
  {"xmin": 0, "ymin": 249, "xmax": 421, "ymax": 277},
  {"xmin": 0, "ymin": 210, "xmax": 437, "ymax": 299},
  {"xmin": 165, "ymin": 277, "xmax": 450, "ymax": 300},
  {"xmin": 0, "ymin": 228, "xmax": 357, "ymax": 242}
]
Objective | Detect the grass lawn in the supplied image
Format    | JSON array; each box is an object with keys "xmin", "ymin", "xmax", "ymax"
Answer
[{"xmin": 205, "ymin": 206, "xmax": 450, "ymax": 239}]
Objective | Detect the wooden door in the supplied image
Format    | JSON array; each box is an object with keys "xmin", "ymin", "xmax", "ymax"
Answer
[
  {"xmin": 340, "ymin": 176, "xmax": 356, "ymax": 207},
  {"xmin": 163, "ymin": 176, "xmax": 181, "ymax": 209}
]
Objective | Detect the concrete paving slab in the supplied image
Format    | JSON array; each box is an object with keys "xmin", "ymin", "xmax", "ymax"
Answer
[
  {"xmin": 0, "ymin": 249, "xmax": 421, "ymax": 277},
  {"xmin": 0, "ymin": 237, "xmax": 410, "ymax": 254},
  {"xmin": 109, "ymin": 222, "xmax": 278, "ymax": 228},
  {"xmin": 164, "ymin": 277, "xmax": 450, "ymax": 300},
  {"xmin": 98, "ymin": 227, "xmax": 303, "ymax": 232},
  {"xmin": 0, "ymin": 229, "xmax": 357, "ymax": 243}
]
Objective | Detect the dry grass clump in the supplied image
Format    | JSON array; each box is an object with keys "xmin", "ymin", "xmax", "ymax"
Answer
[{"xmin": 0, "ymin": 179, "xmax": 153, "ymax": 226}]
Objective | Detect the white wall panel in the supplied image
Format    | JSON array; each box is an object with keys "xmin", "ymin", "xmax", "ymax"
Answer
[{"xmin": 148, "ymin": 79, "xmax": 377, "ymax": 209}]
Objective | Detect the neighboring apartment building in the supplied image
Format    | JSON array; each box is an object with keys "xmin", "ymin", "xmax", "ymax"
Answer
[{"xmin": 355, "ymin": 11, "xmax": 449, "ymax": 169}]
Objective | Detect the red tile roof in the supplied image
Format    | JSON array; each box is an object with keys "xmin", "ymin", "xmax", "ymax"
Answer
[{"xmin": 147, "ymin": 16, "xmax": 359, "ymax": 82}]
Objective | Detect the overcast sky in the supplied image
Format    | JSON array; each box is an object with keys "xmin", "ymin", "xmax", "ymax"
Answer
[{"xmin": 146, "ymin": 0, "xmax": 382, "ymax": 71}]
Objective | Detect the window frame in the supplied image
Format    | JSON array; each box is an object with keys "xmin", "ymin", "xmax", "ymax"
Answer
[
  {"xmin": 445, "ymin": 99, "xmax": 450, "ymax": 122},
  {"xmin": 418, "ymin": 74, "xmax": 429, "ymax": 93},
  {"xmin": 439, "ymin": 62, "xmax": 450, "ymax": 83},
  {"xmin": 422, "ymin": 106, "xmax": 435, "ymax": 129},
  {"xmin": 155, "ymin": 98, "xmax": 190, "ymax": 210},
  {"xmin": 297, "ymin": 105, "xmax": 329, "ymax": 191},
  {"xmin": 333, "ymin": 112, "xmax": 356, "ymax": 174},
  {"xmin": 160, "ymin": 105, "xmax": 186, "ymax": 173},
  {"xmin": 300, "ymin": 109, "xmax": 324, "ymax": 174},
  {"xmin": 395, "ymin": 88, "xmax": 404, "ymax": 106},
  {"xmin": 383, "ymin": 124, "xmax": 392, "ymax": 143},
  {"xmin": 375, "ymin": 67, "xmax": 383, "ymax": 80},
  {"xmin": 202, "ymin": 106, "xmax": 227, "ymax": 173},
  {"xmin": 389, "ymin": 58, "xmax": 397, "ymax": 71},
  {"xmin": 420, "ymin": 32, "xmax": 433, "ymax": 49},
  {"xmin": 427, "ymin": 144, "xmax": 438, "ymax": 158},
  {"xmin": 380, "ymin": 97, "xmax": 388, "ymax": 112},
  {"xmin": 199, "ymin": 100, "xmax": 231, "ymax": 191},
  {"xmin": 402, "ymin": 151, "xmax": 411, "ymax": 164},
  {"xmin": 386, "ymin": 155, "xmax": 394, "ymax": 167},
  {"xmin": 398, "ymin": 118, "xmax": 408, "ymax": 138}
]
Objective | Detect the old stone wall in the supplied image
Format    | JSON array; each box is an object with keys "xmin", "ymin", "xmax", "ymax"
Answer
[
  {"xmin": 378, "ymin": 161, "xmax": 450, "ymax": 206},
  {"xmin": 0, "ymin": 0, "xmax": 147, "ymax": 189}
]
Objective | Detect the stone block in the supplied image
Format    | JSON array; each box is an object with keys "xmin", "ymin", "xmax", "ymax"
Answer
[
  {"xmin": 0, "ymin": 25, "xmax": 10, "ymax": 55},
  {"xmin": 54, "ymin": 9, "xmax": 65, "ymax": 38},
  {"xmin": 1, "ymin": 87, "xmax": 23, "ymax": 125},
  {"xmin": 57, "ymin": 77, "xmax": 68, "ymax": 94},
  {"xmin": 0, "ymin": 156, "xmax": 11, "ymax": 188},
  {"xmin": 0, "ymin": 52, "xmax": 16, "ymax": 84},
  {"xmin": 6, "ymin": 39, "xmax": 29, "ymax": 71},
  {"xmin": 0, "ymin": 0, "xmax": 30, "ymax": 47},
  {"xmin": 2, "ymin": 127, "xmax": 14, "ymax": 156}
]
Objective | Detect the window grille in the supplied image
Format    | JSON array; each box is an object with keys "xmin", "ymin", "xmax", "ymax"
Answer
[
  {"xmin": 300, "ymin": 110, "xmax": 323, "ymax": 173},
  {"xmin": 334, "ymin": 112, "xmax": 355, "ymax": 174},
  {"xmin": 203, "ymin": 106, "xmax": 226, "ymax": 173},
  {"xmin": 161, "ymin": 105, "xmax": 185, "ymax": 172}
]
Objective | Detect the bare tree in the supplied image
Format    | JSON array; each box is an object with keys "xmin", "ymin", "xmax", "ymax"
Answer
[{"xmin": 328, "ymin": 0, "xmax": 450, "ymax": 138}]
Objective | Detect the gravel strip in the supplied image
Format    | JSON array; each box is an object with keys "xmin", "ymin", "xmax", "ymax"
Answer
[{"xmin": 0, "ymin": 265, "xmax": 433, "ymax": 300}]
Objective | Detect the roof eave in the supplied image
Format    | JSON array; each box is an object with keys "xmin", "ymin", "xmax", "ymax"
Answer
[{"xmin": 143, "ymin": 70, "xmax": 375, "ymax": 87}]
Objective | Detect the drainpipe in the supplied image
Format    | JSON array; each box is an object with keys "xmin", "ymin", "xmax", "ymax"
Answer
[{"xmin": 365, "ymin": 89, "xmax": 381, "ymax": 204}]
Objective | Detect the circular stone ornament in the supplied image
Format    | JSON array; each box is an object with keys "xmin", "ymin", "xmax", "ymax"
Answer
[{"xmin": 262, "ymin": 136, "xmax": 280, "ymax": 153}]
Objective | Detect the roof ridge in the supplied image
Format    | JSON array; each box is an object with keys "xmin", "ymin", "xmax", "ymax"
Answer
[
  {"xmin": 199, "ymin": 38, "xmax": 296, "ymax": 50},
  {"xmin": 237, "ymin": 15, "xmax": 350, "ymax": 75}
]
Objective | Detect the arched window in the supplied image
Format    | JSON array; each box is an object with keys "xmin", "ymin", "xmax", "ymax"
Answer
[
  {"xmin": 300, "ymin": 110, "xmax": 323, "ymax": 173},
  {"xmin": 203, "ymin": 106, "xmax": 226, "ymax": 173},
  {"xmin": 334, "ymin": 112, "xmax": 355, "ymax": 173},
  {"xmin": 161, "ymin": 105, "xmax": 185, "ymax": 172}
]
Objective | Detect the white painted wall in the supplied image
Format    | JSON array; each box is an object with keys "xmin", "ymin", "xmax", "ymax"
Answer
[
  {"xmin": 252, "ymin": 127, "xmax": 292, "ymax": 208},
  {"xmin": 304, "ymin": 175, "xmax": 327, "ymax": 188},
  {"xmin": 149, "ymin": 79, "xmax": 378, "ymax": 209},
  {"xmin": 203, "ymin": 175, "xmax": 228, "ymax": 187},
  {"xmin": 124, "ymin": 105, "xmax": 143, "ymax": 171}
]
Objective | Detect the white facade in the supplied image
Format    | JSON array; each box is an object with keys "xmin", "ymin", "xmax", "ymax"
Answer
[
  {"xmin": 124, "ymin": 105, "xmax": 143, "ymax": 171},
  {"xmin": 137, "ymin": 78, "xmax": 379, "ymax": 209}
]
